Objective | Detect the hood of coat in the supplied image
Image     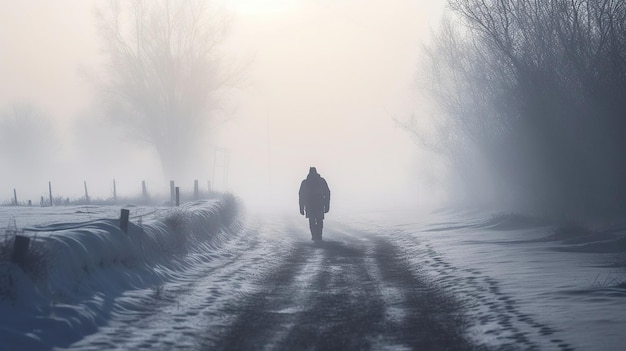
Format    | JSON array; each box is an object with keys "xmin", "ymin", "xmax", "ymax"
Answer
[{"xmin": 307, "ymin": 167, "xmax": 320, "ymax": 180}]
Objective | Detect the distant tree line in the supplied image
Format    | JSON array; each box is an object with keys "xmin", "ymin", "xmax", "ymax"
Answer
[{"xmin": 412, "ymin": 0, "xmax": 626, "ymax": 215}]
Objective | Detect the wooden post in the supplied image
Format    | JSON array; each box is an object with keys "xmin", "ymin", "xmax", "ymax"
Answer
[
  {"xmin": 194, "ymin": 180, "xmax": 199, "ymax": 200},
  {"xmin": 175, "ymin": 187, "xmax": 180, "ymax": 206},
  {"xmin": 170, "ymin": 180, "xmax": 175, "ymax": 204},
  {"xmin": 12, "ymin": 235, "xmax": 30, "ymax": 266},
  {"xmin": 113, "ymin": 179, "xmax": 117, "ymax": 202},
  {"xmin": 84, "ymin": 181, "xmax": 90, "ymax": 204},
  {"xmin": 49, "ymin": 181, "xmax": 53, "ymax": 206},
  {"xmin": 142, "ymin": 181, "xmax": 147, "ymax": 200},
  {"xmin": 13, "ymin": 188, "xmax": 17, "ymax": 206},
  {"xmin": 120, "ymin": 209, "xmax": 130, "ymax": 233}
]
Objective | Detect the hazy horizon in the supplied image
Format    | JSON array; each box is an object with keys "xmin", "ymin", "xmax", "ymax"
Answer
[{"xmin": 0, "ymin": 0, "xmax": 447, "ymax": 212}]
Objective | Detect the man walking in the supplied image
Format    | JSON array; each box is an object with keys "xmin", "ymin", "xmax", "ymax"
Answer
[{"xmin": 299, "ymin": 167, "xmax": 331, "ymax": 241}]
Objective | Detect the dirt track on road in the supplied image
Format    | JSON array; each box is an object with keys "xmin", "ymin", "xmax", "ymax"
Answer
[
  {"xmin": 71, "ymin": 214, "xmax": 572, "ymax": 350},
  {"xmin": 205, "ymin": 227, "xmax": 481, "ymax": 351}
]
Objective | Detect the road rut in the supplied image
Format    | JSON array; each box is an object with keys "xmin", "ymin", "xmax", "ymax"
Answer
[{"xmin": 206, "ymin": 224, "xmax": 479, "ymax": 351}]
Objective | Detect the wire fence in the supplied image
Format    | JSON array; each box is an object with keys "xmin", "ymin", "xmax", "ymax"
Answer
[{"xmin": 3, "ymin": 179, "xmax": 217, "ymax": 207}]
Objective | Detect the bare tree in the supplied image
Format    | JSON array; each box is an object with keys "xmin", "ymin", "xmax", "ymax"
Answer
[
  {"xmin": 411, "ymin": 0, "xmax": 626, "ymax": 214},
  {"xmin": 95, "ymin": 0, "xmax": 229, "ymax": 181}
]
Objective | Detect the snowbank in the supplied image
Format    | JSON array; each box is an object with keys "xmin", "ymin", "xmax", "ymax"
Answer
[{"xmin": 0, "ymin": 195, "xmax": 241, "ymax": 350}]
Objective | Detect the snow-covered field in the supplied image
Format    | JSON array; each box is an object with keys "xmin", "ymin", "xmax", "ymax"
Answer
[
  {"xmin": 345, "ymin": 209, "xmax": 626, "ymax": 350},
  {"xmin": 1, "ymin": 201, "xmax": 625, "ymax": 350},
  {"xmin": 0, "ymin": 198, "xmax": 241, "ymax": 350}
]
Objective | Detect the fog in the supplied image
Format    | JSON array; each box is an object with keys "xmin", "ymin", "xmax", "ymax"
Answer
[
  {"xmin": 0, "ymin": 0, "xmax": 447, "ymax": 212},
  {"xmin": 418, "ymin": 0, "xmax": 626, "ymax": 216}
]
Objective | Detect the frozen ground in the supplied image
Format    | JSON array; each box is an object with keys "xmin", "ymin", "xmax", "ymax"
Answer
[
  {"xmin": 1, "ymin": 202, "xmax": 626, "ymax": 350},
  {"xmin": 344, "ymin": 209, "xmax": 626, "ymax": 350}
]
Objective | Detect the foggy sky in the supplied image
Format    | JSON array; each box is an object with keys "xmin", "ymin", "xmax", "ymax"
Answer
[{"xmin": 0, "ymin": 0, "xmax": 445, "ymax": 211}]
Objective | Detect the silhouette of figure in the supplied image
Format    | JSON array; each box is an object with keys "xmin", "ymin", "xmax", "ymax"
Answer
[{"xmin": 299, "ymin": 167, "xmax": 331, "ymax": 241}]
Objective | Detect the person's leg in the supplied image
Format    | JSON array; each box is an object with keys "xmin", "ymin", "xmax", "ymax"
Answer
[
  {"xmin": 308, "ymin": 217, "xmax": 316, "ymax": 239},
  {"xmin": 311, "ymin": 217, "xmax": 323, "ymax": 240},
  {"xmin": 312, "ymin": 217, "xmax": 323, "ymax": 240}
]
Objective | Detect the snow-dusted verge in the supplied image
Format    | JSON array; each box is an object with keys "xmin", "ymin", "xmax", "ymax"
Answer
[
  {"xmin": 343, "ymin": 209, "xmax": 626, "ymax": 350},
  {"xmin": 0, "ymin": 195, "xmax": 241, "ymax": 350}
]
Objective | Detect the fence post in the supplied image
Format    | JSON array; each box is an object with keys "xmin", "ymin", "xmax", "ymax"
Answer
[
  {"xmin": 176, "ymin": 187, "xmax": 180, "ymax": 207},
  {"xmin": 194, "ymin": 180, "xmax": 199, "ymax": 200},
  {"xmin": 113, "ymin": 179, "xmax": 117, "ymax": 202},
  {"xmin": 13, "ymin": 188, "xmax": 17, "ymax": 206},
  {"xmin": 84, "ymin": 181, "xmax": 90, "ymax": 204},
  {"xmin": 12, "ymin": 235, "xmax": 30, "ymax": 266},
  {"xmin": 170, "ymin": 180, "xmax": 175, "ymax": 204},
  {"xmin": 120, "ymin": 209, "xmax": 130, "ymax": 233},
  {"xmin": 49, "ymin": 181, "xmax": 53, "ymax": 206},
  {"xmin": 142, "ymin": 181, "xmax": 148, "ymax": 200}
]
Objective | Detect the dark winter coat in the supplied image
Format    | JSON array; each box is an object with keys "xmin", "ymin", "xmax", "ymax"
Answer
[{"xmin": 299, "ymin": 173, "xmax": 330, "ymax": 219}]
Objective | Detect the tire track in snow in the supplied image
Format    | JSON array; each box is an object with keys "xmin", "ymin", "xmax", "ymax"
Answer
[
  {"xmin": 390, "ymin": 233, "xmax": 576, "ymax": 351},
  {"xmin": 204, "ymin": 238, "xmax": 325, "ymax": 350},
  {"xmin": 70, "ymin": 215, "xmax": 554, "ymax": 351},
  {"xmin": 70, "ymin": 217, "xmax": 295, "ymax": 350},
  {"xmin": 207, "ymin": 225, "xmax": 481, "ymax": 351}
]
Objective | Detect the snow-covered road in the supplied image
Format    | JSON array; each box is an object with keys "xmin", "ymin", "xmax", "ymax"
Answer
[
  {"xmin": 68, "ymin": 210, "xmax": 607, "ymax": 351},
  {"xmin": 71, "ymin": 213, "xmax": 481, "ymax": 350},
  {"xmin": 4, "ymin": 205, "xmax": 626, "ymax": 350}
]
